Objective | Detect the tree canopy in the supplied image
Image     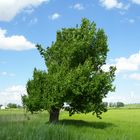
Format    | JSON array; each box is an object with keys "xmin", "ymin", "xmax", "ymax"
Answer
[{"xmin": 23, "ymin": 18, "xmax": 116, "ymax": 122}]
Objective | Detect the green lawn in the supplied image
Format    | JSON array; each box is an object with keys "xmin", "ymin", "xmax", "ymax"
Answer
[{"xmin": 0, "ymin": 108, "xmax": 140, "ymax": 140}]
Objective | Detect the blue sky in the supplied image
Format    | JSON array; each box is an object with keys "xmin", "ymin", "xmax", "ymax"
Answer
[{"xmin": 0, "ymin": 0, "xmax": 140, "ymax": 105}]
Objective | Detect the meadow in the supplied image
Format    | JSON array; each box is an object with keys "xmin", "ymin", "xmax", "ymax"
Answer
[{"xmin": 0, "ymin": 108, "xmax": 140, "ymax": 140}]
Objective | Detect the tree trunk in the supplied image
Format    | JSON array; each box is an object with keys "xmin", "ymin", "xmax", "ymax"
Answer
[{"xmin": 49, "ymin": 107, "xmax": 60, "ymax": 123}]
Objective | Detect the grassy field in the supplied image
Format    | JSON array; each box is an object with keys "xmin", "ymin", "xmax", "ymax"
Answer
[{"xmin": 0, "ymin": 108, "xmax": 140, "ymax": 140}]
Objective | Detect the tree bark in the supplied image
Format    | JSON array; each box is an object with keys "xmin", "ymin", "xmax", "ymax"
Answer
[{"xmin": 49, "ymin": 107, "xmax": 60, "ymax": 123}]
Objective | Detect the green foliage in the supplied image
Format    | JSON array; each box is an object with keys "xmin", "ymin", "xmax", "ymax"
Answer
[
  {"xmin": 22, "ymin": 68, "xmax": 48, "ymax": 113},
  {"xmin": 103, "ymin": 102, "xmax": 108, "ymax": 108},
  {"xmin": 25, "ymin": 18, "xmax": 116, "ymax": 119},
  {"xmin": 116, "ymin": 102, "xmax": 124, "ymax": 107},
  {"xmin": 7, "ymin": 103, "xmax": 18, "ymax": 108},
  {"xmin": 109, "ymin": 102, "xmax": 125, "ymax": 108}
]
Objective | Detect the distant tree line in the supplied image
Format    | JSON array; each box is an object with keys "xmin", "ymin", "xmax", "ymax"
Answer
[
  {"xmin": 7, "ymin": 103, "xmax": 21, "ymax": 109},
  {"xmin": 103, "ymin": 102, "xmax": 125, "ymax": 108}
]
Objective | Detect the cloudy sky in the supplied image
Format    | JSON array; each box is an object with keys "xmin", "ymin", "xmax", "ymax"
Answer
[{"xmin": 0, "ymin": 0, "xmax": 140, "ymax": 105}]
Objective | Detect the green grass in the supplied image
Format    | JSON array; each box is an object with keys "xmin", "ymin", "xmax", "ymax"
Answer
[{"xmin": 0, "ymin": 108, "xmax": 140, "ymax": 140}]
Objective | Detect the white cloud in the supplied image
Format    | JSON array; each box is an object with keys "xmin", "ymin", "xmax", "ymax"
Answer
[
  {"xmin": 0, "ymin": 72, "xmax": 15, "ymax": 77},
  {"xmin": 0, "ymin": 28, "xmax": 35, "ymax": 51},
  {"xmin": 100, "ymin": 0, "xmax": 124, "ymax": 9},
  {"xmin": 103, "ymin": 92, "xmax": 140, "ymax": 103},
  {"xmin": 132, "ymin": 0, "xmax": 140, "ymax": 4},
  {"xmin": 115, "ymin": 57, "xmax": 138, "ymax": 72},
  {"xmin": 0, "ymin": 85, "xmax": 27, "ymax": 105},
  {"xmin": 71, "ymin": 3, "xmax": 85, "ymax": 10},
  {"xmin": 24, "ymin": 8, "xmax": 34, "ymax": 15},
  {"xmin": 0, "ymin": 0, "xmax": 49, "ymax": 21},
  {"xmin": 108, "ymin": 51, "xmax": 140, "ymax": 73},
  {"xmin": 129, "ymin": 73, "xmax": 140, "ymax": 80},
  {"xmin": 49, "ymin": 13, "xmax": 60, "ymax": 20},
  {"xmin": 100, "ymin": 0, "xmax": 130, "ymax": 10}
]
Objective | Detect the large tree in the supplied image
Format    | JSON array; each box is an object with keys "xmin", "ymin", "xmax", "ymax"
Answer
[{"xmin": 24, "ymin": 18, "xmax": 116, "ymax": 122}]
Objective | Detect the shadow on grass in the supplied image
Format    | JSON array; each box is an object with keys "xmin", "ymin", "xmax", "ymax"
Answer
[{"xmin": 58, "ymin": 119, "xmax": 116, "ymax": 129}]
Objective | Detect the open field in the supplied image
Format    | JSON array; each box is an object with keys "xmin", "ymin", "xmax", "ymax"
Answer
[{"xmin": 0, "ymin": 108, "xmax": 140, "ymax": 140}]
